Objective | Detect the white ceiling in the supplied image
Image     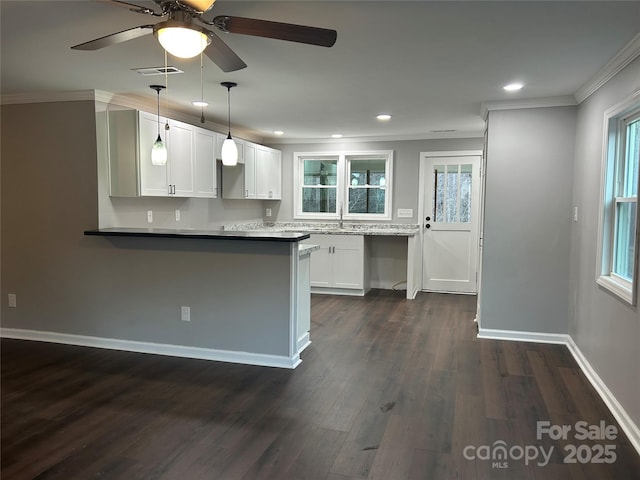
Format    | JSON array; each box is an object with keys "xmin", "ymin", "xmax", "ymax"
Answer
[{"xmin": 2, "ymin": 1, "xmax": 639, "ymax": 143}]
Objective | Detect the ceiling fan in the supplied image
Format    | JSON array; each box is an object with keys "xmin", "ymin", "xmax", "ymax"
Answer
[{"xmin": 71, "ymin": 0, "xmax": 337, "ymax": 72}]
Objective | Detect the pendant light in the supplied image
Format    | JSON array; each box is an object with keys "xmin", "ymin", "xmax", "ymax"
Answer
[
  {"xmin": 150, "ymin": 85, "xmax": 167, "ymax": 166},
  {"xmin": 220, "ymin": 81, "xmax": 238, "ymax": 166}
]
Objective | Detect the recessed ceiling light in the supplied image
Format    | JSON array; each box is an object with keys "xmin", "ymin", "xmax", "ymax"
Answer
[
  {"xmin": 273, "ymin": 130, "xmax": 284, "ymax": 136},
  {"xmin": 504, "ymin": 83, "xmax": 524, "ymax": 92},
  {"xmin": 331, "ymin": 133, "xmax": 343, "ymax": 138},
  {"xmin": 376, "ymin": 114, "xmax": 392, "ymax": 121},
  {"xmin": 192, "ymin": 100, "xmax": 208, "ymax": 107}
]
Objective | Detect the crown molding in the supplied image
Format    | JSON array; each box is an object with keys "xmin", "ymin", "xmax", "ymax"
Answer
[
  {"xmin": 575, "ymin": 32, "xmax": 640, "ymax": 104},
  {"xmin": 1, "ymin": 90, "xmax": 97, "ymax": 105},
  {"xmin": 480, "ymin": 95, "xmax": 577, "ymax": 120},
  {"xmin": 267, "ymin": 130, "xmax": 484, "ymax": 145}
]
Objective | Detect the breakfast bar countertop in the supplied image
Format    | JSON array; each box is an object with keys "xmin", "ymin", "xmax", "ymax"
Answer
[{"xmin": 84, "ymin": 227, "xmax": 311, "ymax": 242}]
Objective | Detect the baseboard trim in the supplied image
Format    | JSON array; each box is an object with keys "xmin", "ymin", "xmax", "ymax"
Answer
[
  {"xmin": 0, "ymin": 328, "xmax": 301, "ymax": 369},
  {"xmin": 477, "ymin": 327, "xmax": 640, "ymax": 455},
  {"xmin": 296, "ymin": 332, "xmax": 311, "ymax": 355}
]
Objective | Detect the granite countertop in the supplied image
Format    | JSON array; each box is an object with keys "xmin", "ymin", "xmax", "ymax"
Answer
[
  {"xmin": 84, "ymin": 228, "xmax": 310, "ymax": 243},
  {"xmin": 299, "ymin": 244, "xmax": 320, "ymax": 257},
  {"xmin": 224, "ymin": 222, "xmax": 420, "ymax": 236}
]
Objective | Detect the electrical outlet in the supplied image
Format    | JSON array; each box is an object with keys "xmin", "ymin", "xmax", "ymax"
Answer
[
  {"xmin": 175, "ymin": 209, "xmax": 181, "ymax": 222},
  {"xmin": 147, "ymin": 210, "xmax": 153, "ymax": 223},
  {"xmin": 573, "ymin": 206, "xmax": 579, "ymax": 222},
  {"xmin": 265, "ymin": 208, "xmax": 272, "ymax": 217},
  {"xmin": 8, "ymin": 294, "xmax": 16, "ymax": 308},
  {"xmin": 181, "ymin": 306, "xmax": 190, "ymax": 322}
]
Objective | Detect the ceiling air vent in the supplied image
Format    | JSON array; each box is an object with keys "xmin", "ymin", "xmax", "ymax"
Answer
[{"xmin": 132, "ymin": 66, "xmax": 184, "ymax": 76}]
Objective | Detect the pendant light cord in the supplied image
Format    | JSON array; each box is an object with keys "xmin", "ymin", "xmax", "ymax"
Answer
[
  {"xmin": 200, "ymin": 51, "xmax": 205, "ymax": 123},
  {"xmin": 164, "ymin": 50, "xmax": 169, "ymax": 130},
  {"xmin": 227, "ymin": 86, "xmax": 231, "ymax": 136}
]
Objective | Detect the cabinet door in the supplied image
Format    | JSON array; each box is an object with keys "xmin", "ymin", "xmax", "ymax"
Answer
[
  {"xmin": 193, "ymin": 127, "xmax": 216, "ymax": 198},
  {"xmin": 244, "ymin": 141, "xmax": 257, "ymax": 199},
  {"xmin": 167, "ymin": 119, "xmax": 195, "ymax": 197},
  {"xmin": 332, "ymin": 242, "xmax": 364, "ymax": 289},
  {"xmin": 256, "ymin": 146, "xmax": 281, "ymax": 200},
  {"xmin": 307, "ymin": 235, "xmax": 333, "ymax": 287},
  {"xmin": 138, "ymin": 111, "xmax": 169, "ymax": 196}
]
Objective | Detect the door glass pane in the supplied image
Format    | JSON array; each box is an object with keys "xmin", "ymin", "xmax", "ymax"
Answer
[
  {"xmin": 446, "ymin": 165, "xmax": 460, "ymax": 223},
  {"xmin": 434, "ymin": 163, "xmax": 473, "ymax": 223},
  {"xmin": 460, "ymin": 164, "xmax": 473, "ymax": 223},
  {"xmin": 434, "ymin": 165, "xmax": 445, "ymax": 222},
  {"xmin": 613, "ymin": 200, "xmax": 637, "ymax": 281}
]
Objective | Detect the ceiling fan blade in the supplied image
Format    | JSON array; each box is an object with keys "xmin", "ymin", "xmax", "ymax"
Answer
[
  {"xmin": 204, "ymin": 31, "xmax": 247, "ymax": 72},
  {"xmin": 71, "ymin": 25, "xmax": 154, "ymax": 50},
  {"xmin": 213, "ymin": 16, "xmax": 337, "ymax": 47}
]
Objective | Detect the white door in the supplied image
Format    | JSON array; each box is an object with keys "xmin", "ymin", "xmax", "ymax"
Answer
[{"xmin": 421, "ymin": 154, "xmax": 481, "ymax": 293}]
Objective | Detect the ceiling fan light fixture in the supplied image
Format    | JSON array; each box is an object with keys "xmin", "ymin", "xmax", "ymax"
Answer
[{"xmin": 155, "ymin": 24, "xmax": 211, "ymax": 59}]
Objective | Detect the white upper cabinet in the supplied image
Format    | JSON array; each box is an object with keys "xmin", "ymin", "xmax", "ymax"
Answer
[
  {"xmin": 193, "ymin": 127, "xmax": 217, "ymax": 198},
  {"xmin": 222, "ymin": 141, "xmax": 281, "ymax": 200},
  {"xmin": 256, "ymin": 145, "xmax": 281, "ymax": 200},
  {"xmin": 107, "ymin": 107, "xmax": 274, "ymax": 200},
  {"xmin": 138, "ymin": 111, "xmax": 194, "ymax": 197}
]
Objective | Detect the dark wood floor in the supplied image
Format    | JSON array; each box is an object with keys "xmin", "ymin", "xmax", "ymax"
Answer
[{"xmin": 2, "ymin": 291, "xmax": 639, "ymax": 479}]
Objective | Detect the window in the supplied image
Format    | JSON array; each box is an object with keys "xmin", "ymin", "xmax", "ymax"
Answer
[
  {"xmin": 294, "ymin": 151, "xmax": 393, "ymax": 220},
  {"xmin": 597, "ymin": 94, "xmax": 640, "ymax": 305}
]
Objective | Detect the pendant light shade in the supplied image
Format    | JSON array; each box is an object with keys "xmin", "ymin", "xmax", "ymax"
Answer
[
  {"xmin": 221, "ymin": 81, "xmax": 238, "ymax": 166},
  {"xmin": 221, "ymin": 133, "xmax": 238, "ymax": 166},
  {"xmin": 150, "ymin": 85, "xmax": 167, "ymax": 166}
]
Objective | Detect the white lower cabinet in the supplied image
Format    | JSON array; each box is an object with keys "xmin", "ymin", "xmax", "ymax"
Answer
[{"xmin": 303, "ymin": 234, "xmax": 370, "ymax": 295}]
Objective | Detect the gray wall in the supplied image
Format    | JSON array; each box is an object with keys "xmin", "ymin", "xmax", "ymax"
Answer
[
  {"xmin": 481, "ymin": 106, "xmax": 576, "ymax": 333},
  {"xmin": 273, "ymin": 138, "xmax": 484, "ymax": 223},
  {"xmin": 569, "ymin": 57, "xmax": 640, "ymax": 425},
  {"xmin": 1, "ymin": 101, "xmax": 292, "ymax": 357}
]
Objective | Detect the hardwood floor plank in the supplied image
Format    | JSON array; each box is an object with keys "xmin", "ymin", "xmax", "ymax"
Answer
[{"xmin": 2, "ymin": 290, "xmax": 639, "ymax": 479}]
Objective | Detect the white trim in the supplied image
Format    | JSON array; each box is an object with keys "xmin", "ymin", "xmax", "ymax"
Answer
[
  {"xmin": 575, "ymin": 32, "xmax": 640, "ymax": 104},
  {"xmin": 1, "ymin": 90, "xmax": 97, "ymax": 104},
  {"xmin": 418, "ymin": 150, "xmax": 483, "ymax": 295},
  {"xmin": 477, "ymin": 328, "xmax": 570, "ymax": 344},
  {"xmin": 0, "ymin": 328, "xmax": 301, "ymax": 369},
  {"xmin": 477, "ymin": 327, "xmax": 640, "ymax": 455},
  {"xmin": 268, "ymin": 130, "xmax": 484, "ymax": 145},
  {"xmin": 296, "ymin": 332, "xmax": 311, "ymax": 355},
  {"xmin": 480, "ymin": 96, "xmax": 577, "ymax": 120},
  {"xmin": 565, "ymin": 336, "xmax": 640, "ymax": 455},
  {"xmin": 595, "ymin": 90, "xmax": 640, "ymax": 306}
]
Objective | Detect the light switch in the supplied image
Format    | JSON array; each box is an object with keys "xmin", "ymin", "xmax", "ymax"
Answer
[{"xmin": 147, "ymin": 210, "xmax": 153, "ymax": 223}]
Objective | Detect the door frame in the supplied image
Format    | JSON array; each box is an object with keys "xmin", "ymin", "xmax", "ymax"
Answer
[{"xmin": 417, "ymin": 150, "xmax": 484, "ymax": 295}]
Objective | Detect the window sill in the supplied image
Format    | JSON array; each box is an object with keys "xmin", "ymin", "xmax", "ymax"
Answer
[{"xmin": 596, "ymin": 275, "xmax": 636, "ymax": 305}]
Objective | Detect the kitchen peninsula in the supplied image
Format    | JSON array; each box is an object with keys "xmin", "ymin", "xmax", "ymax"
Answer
[{"xmin": 81, "ymin": 228, "xmax": 315, "ymax": 368}]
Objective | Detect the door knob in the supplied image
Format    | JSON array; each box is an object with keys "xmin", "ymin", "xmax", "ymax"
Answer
[
  {"xmin": 425, "ymin": 224, "xmax": 431, "ymax": 229},
  {"xmin": 426, "ymin": 216, "xmax": 431, "ymax": 221}
]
